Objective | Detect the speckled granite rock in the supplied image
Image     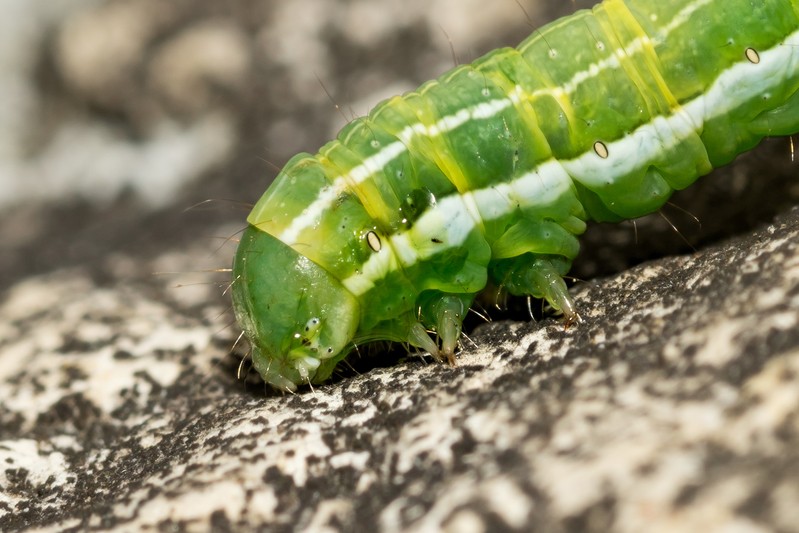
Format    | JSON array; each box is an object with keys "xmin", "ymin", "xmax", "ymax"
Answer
[
  {"xmin": 2, "ymin": 207, "xmax": 798, "ymax": 532},
  {"xmin": 2, "ymin": 0, "xmax": 799, "ymax": 531}
]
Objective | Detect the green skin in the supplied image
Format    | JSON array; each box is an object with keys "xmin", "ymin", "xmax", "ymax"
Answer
[{"xmin": 233, "ymin": 0, "xmax": 799, "ymax": 391}]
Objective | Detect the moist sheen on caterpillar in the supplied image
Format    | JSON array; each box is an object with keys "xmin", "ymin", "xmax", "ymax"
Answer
[{"xmin": 233, "ymin": 0, "xmax": 799, "ymax": 391}]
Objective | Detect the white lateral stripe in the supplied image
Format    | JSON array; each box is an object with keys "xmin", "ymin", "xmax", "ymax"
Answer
[
  {"xmin": 279, "ymin": 98, "xmax": 514, "ymax": 244},
  {"xmin": 342, "ymin": 27, "xmax": 799, "ymax": 295},
  {"xmin": 660, "ymin": 0, "xmax": 713, "ymax": 36},
  {"xmin": 278, "ymin": 0, "xmax": 713, "ymax": 245},
  {"xmin": 566, "ymin": 28, "xmax": 799, "ymax": 187},
  {"xmin": 342, "ymin": 164, "xmax": 573, "ymax": 295}
]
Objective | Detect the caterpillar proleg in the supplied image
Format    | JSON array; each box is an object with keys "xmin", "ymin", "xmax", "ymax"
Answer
[{"xmin": 233, "ymin": 0, "xmax": 799, "ymax": 391}]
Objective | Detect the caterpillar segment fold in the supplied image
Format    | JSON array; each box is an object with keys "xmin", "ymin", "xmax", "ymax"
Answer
[{"xmin": 233, "ymin": 0, "xmax": 799, "ymax": 390}]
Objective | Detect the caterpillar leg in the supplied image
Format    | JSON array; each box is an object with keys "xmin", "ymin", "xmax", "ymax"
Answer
[
  {"xmin": 413, "ymin": 292, "xmax": 474, "ymax": 364},
  {"xmin": 492, "ymin": 255, "xmax": 579, "ymax": 325}
]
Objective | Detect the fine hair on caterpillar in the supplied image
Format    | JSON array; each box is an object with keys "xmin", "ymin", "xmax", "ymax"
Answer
[{"xmin": 231, "ymin": 0, "xmax": 799, "ymax": 391}]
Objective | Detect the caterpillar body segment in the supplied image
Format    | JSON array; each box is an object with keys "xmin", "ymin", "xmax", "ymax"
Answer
[{"xmin": 232, "ymin": 0, "xmax": 799, "ymax": 390}]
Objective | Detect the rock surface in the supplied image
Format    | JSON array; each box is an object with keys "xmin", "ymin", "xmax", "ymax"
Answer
[
  {"xmin": 1, "ymin": 0, "xmax": 799, "ymax": 531},
  {"xmin": 2, "ymin": 207, "xmax": 799, "ymax": 532}
]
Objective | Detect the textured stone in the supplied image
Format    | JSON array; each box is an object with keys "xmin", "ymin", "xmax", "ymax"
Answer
[
  {"xmin": 1, "ymin": 0, "xmax": 799, "ymax": 531},
  {"xmin": 2, "ymin": 208, "xmax": 798, "ymax": 532}
]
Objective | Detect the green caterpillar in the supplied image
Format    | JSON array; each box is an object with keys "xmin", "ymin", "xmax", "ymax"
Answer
[{"xmin": 232, "ymin": 0, "xmax": 799, "ymax": 391}]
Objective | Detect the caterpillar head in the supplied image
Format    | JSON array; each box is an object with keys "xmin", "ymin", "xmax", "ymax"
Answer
[{"xmin": 232, "ymin": 226, "xmax": 360, "ymax": 391}]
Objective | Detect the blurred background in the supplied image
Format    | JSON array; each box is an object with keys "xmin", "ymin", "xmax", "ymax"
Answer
[{"xmin": 0, "ymin": 0, "xmax": 796, "ymax": 324}]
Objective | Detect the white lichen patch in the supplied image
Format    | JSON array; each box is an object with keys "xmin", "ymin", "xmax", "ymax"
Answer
[{"xmin": 0, "ymin": 270, "xmax": 215, "ymax": 429}]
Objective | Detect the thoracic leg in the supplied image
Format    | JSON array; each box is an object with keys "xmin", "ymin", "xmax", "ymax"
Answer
[{"xmin": 415, "ymin": 291, "xmax": 474, "ymax": 364}]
